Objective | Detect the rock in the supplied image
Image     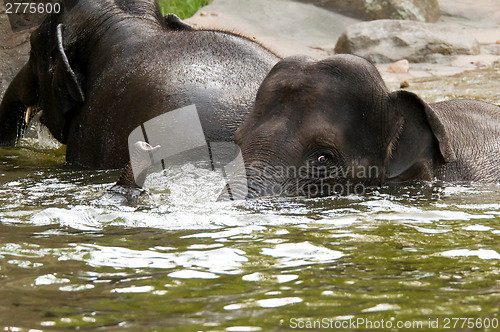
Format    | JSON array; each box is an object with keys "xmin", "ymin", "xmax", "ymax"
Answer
[
  {"xmin": 334, "ymin": 20, "xmax": 480, "ymax": 63},
  {"xmin": 187, "ymin": 0, "xmax": 360, "ymax": 59},
  {"xmin": 295, "ymin": 0, "xmax": 440, "ymax": 22},
  {"xmin": 440, "ymin": 0, "xmax": 500, "ymax": 24},
  {"xmin": 0, "ymin": 3, "xmax": 35, "ymax": 100},
  {"xmin": 400, "ymin": 81, "xmax": 410, "ymax": 88},
  {"xmin": 387, "ymin": 59, "xmax": 410, "ymax": 73}
]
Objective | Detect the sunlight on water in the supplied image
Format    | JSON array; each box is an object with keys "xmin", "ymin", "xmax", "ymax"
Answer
[
  {"xmin": 2, "ymin": 151, "xmax": 498, "ymax": 236},
  {"xmin": 64, "ymin": 244, "xmax": 249, "ymax": 274},
  {"xmin": 441, "ymin": 249, "xmax": 500, "ymax": 260},
  {"xmin": 261, "ymin": 242, "xmax": 344, "ymax": 268}
]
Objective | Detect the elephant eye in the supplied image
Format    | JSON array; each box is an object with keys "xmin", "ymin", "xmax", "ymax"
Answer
[
  {"xmin": 312, "ymin": 152, "xmax": 335, "ymax": 166},
  {"xmin": 316, "ymin": 155, "xmax": 328, "ymax": 164},
  {"xmin": 307, "ymin": 148, "xmax": 340, "ymax": 169}
]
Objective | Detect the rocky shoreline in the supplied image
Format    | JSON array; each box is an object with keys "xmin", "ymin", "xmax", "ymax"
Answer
[
  {"xmin": 0, "ymin": 0, "xmax": 498, "ymax": 102},
  {"xmin": 187, "ymin": 0, "xmax": 499, "ymax": 97}
]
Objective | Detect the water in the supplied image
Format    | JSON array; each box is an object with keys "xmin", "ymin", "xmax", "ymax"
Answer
[{"xmin": 0, "ymin": 69, "xmax": 499, "ymax": 331}]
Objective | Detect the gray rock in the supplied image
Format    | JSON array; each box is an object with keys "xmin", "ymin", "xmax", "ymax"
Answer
[
  {"xmin": 0, "ymin": 3, "xmax": 34, "ymax": 100},
  {"xmin": 440, "ymin": 0, "xmax": 500, "ymax": 25},
  {"xmin": 187, "ymin": 0, "xmax": 360, "ymax": 58},
  {"xmin": 334, "ymin": 19, "xmax": 480, "ymax": 63},
  {"xmin": 295, "ymin": 0, "xmax": 440, "ymax": 22}
]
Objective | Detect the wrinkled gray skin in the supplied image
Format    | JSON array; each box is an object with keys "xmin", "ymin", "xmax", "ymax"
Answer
[
  {"xmin": 235, "ymin": 55, "xmax": 500, "ymax": 198},
  {"xmin": 0, "ymin": 0, "xmax": 279, "ymax": 169}
]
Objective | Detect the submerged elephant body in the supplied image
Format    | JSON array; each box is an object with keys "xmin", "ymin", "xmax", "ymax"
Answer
[
  {"xmin": 0, "ymin": 0, "xmax": 279, "ymax": 168},
  {"xmin": 234, "ymin": 55, "xmax": 500, "ymax": 198}
]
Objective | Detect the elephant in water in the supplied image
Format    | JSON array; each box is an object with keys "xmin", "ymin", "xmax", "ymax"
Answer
[
  {"xmin": 232, "ymin": 55, "xmax": 500, "ymax": 198},
  {"xmin": 0, "ymin": 0, "xmax": 279, "ymax": 169}
]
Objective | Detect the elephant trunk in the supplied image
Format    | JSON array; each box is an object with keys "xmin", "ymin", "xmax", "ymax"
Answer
[
  {"xmin": 216, "ymin": 160, "xmax": 286, "ymax": 200},
  {"xmin": 0, "ymin": 62, "xmax": 39, "ymax": 145},
  {"xmin": 241, "ymin": 161, "xmax": 290, "ymax": 199},
  {"xmin": 236, "ymin": 159, "xmax": 379, "ymax": 199}
]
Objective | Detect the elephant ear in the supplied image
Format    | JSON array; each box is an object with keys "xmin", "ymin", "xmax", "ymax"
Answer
[
  {"xmin": 53, "ymin": 24, "xmax": 85, "ymax": 111},
  {"xmin": 386, "ymin": 90, "xmax": 456, "ymax": 181}
]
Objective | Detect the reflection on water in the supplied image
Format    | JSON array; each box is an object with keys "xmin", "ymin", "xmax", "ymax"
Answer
[{"xmin": 0, "ymin": 69, "xmax": 499, "ymax": 330}]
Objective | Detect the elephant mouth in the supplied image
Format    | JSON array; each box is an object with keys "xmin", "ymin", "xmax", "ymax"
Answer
[
  {"xmin": 17, "ymin": 104, "xmax": 41, "ymax": 141},
  {"xmin": 24, "ymin": 104, "xmax": 40, "ymax": 124},
  {"xmin": 18, "ymin": 103, "xmax": 71, "ymax": 145}
]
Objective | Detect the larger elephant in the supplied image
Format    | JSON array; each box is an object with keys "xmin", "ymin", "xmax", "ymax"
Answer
[
  {"xmin": 0, "ymin": 0, "xmax": 279, "ymax": 169},
  {"xmin": 233, "ymin": 55, "xmax": 500, "ymax": 198}
]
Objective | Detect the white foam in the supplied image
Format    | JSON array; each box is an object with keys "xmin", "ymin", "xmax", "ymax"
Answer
[{"xmin": 441, "ymin": 249, "xmax": 500, "ymax": 260}]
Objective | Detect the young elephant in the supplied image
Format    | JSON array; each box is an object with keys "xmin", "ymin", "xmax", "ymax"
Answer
[
  {"xmin": 234, "ymin": 54, "xmax": 500, "ymax": 198},
  {"xmin": 0, "ymin": 0, "xmax": 279, "ymax": 169}
]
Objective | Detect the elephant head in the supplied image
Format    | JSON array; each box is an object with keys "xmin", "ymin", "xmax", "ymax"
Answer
[
  {"xmin": 0, "ymin": 0, "xmax": 84, "ymax": 145},
  {"xmin": 234, "ymin": 55, "xmax": 456, "ymax": 198},
  {"xmin": 0, "ymin": 0, "xmax": 170, "ymax": 146}
]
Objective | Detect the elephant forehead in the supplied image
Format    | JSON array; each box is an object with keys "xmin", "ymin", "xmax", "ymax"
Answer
[
  {"xmin": 250, "ymin": 111, "xmax": 346, "ymax": 150},
  {"xmin": 260, "ymin": 75, "xmax": 377, "ymax": 121},
  {"xmin": 300, "ymin": 107, "xmax": 388, "ymax": 154},
  {"xmin": 252, "ymin": 86, "xmax": 367, "ymax": 135},
  {"xmin": 268, "ymin": 55, "xmax": 383, "ymax": 89},
  {"xmin": 265, "ymin": 65, "xmax": 340, "ymax": 90},
  {"xmin": 300, "ymin": 124, "xmax": 345, "ymax": 150}
]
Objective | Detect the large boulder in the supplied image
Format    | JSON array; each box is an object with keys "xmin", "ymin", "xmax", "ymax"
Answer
[
  {"xmin": 296, "ymin": 0, "xmax": 440, "ymax": 22},
  {"xmin": 0, "ymin": 3, "xmax": 34, "ymax": 99},
  {"xmin": 0, "ymin": 0, "xmax": 52, "ymax": 99},
  {"xmin": 334, "ymin": 20, "xmax": 480, "ymax": 63}
]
